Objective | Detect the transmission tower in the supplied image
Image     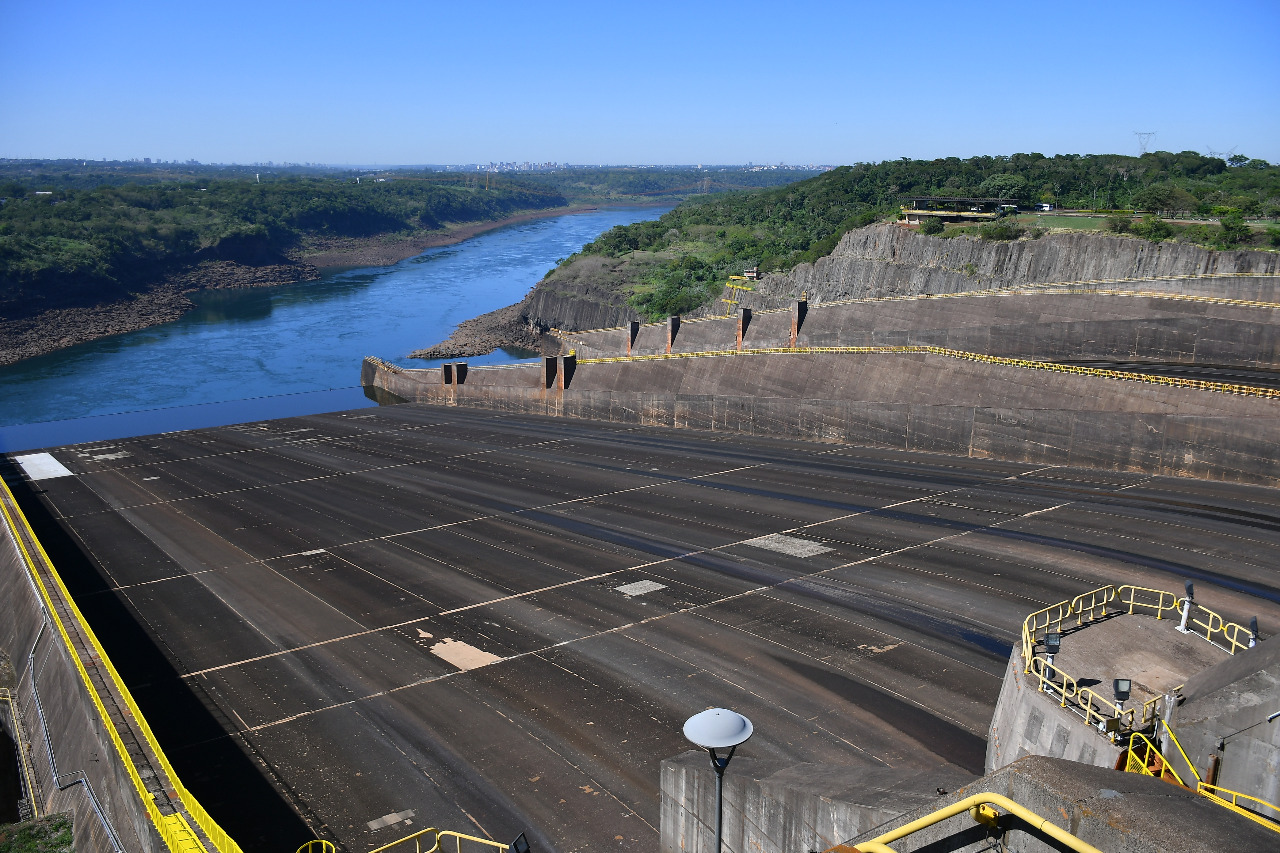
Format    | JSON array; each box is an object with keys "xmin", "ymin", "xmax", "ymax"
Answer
[{"xmin": 1134, "ymin": 131, "xmax": 1157, "ymax": 156}]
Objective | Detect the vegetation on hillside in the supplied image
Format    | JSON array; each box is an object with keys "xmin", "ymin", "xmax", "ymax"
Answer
[
  {"xmin": 0, "ymin": 174, "xmax": 565, "ymax": 314},
  {"xmin": 0, "ymin": 161, "xmax": 819, "ymax": 318},
  {"xmin": 556, "ymin": 151, "xmax": 1280, "ymax": 320}
]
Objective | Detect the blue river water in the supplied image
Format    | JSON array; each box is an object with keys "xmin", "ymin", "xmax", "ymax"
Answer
[{"xmin": 0, "ymin": 206, "xmax": 671, "ymax": 452}]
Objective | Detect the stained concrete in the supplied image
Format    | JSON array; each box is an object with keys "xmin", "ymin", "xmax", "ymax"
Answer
[
  {"xmin": 9, "ymin": 406, "xmax": 1280, "ymax": 853},
  {"xmin": 844, "ymin": 755, "xmax": 1280, "ymax": 852},
  {"xmin": 1165, "ymin": 638, "xmax": 1280, "ymax": 819}
]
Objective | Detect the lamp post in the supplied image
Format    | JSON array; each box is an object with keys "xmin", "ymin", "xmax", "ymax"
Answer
[
  {"xmin": 1176, "ymin": 580, "xmax": 1194, "ymax": 634},
  {"xmin": 684, "ymin": 708, "xmax": 753, "ymax": 853},
  {"xmin": 1042, "ymin": 631, "xmax": 1061, "ymax": 693}
]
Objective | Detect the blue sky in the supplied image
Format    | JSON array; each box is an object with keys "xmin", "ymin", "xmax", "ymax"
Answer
[{"xmin": 3, "ymin": 0, "xmax": 1278, "ymax": 165}]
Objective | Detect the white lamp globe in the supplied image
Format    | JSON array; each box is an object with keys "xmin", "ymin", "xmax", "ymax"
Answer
[{"xmin": 683, "ymin": 708, "xmax": 753, "ymax": 750}]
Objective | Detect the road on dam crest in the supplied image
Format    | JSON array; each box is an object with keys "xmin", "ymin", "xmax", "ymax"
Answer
[{"xmin": 12, "ymin": 405, "xmax": 1280, "ymax": 853}]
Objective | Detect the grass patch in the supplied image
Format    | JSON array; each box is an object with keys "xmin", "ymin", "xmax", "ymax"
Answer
[{"xmin": 0, "ymin": 814, "xmax": 74, "ymax": 853}]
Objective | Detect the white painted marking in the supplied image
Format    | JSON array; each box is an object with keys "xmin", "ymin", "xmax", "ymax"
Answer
[
  {"xmin": 300, "ymin": 549, "xmax": 326, "ymax": 556},
  {"xmin": 430, "ymin": 638, "xmax": 501, "ymax": 671},
  {"xmin": 746, "ymin": 533, "xmax": 833, "ymax": 557},
  {"xmin": 142, "ymin": 476, "xmax": 160, "ymax": 481},
  {"xmin": 367, "ymin": 809, "xmax": 415, "ymax": 831},
  {"xmin": 14, "ymin": 453, "xmax": 74, "ymax": 480},
  {"xmin": 416, "ymin": 629, "xmax": 433, "ymax": 638},
  {"xmin": 92, "ymin": 451, "xmax": 131, "ymax": 461},
  {"xmin": 615, "ymin": 580, "xmax": 667, "ymax": 597}
]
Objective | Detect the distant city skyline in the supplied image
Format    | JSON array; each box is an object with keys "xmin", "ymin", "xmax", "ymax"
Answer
[{"xmin": 2, "ymin": 0, "xmax": 1278, "ymax": 166}]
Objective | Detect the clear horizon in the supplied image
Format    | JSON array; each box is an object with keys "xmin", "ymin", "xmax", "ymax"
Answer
[{"xmin": 3, "ymin": 0, "xmax": 1278, "ymax": 165}]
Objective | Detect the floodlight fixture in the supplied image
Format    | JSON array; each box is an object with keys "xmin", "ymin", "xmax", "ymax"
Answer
[
  {"xmin": 1044, "ymin": 632, "xmax": 1062, "ymax": 655},
  {"xmin": 509, "ymin": 833, "xmax": 530, "ymax": 853},
  {"xmin": 1177, "ymin": 580, "xmax": 1195, "ymax": 633},
  {"xmin": 684, "ymin": 708, "xmax": 753, "ymax": 853},
  {"xmin": 1114, "ymin": 679, "xmax": 1132, "ymax": 703}
]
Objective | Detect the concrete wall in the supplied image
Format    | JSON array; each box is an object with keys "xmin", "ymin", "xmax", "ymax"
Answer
[
  {"xmin": 659, "ymin": 752, "xmax": 975, "ymax": 853},
  {"xmin": 569, "ymin": 289, "xmax": 1280, "ymax": 370},
  {"xmin": 0, "ymin": 504, "xmax": 159, "ymax": 853},
  {"xmin": 843, "ymin": 755, "xmax": 1279, "ymax": 853},
  {"xmin": 362, "ymin": 355, "xmax": 1280, "ymax": 487},
  {"xmin": 985, "ymin": 647, "xmax": 1121, "ymax": 775},
  {"xmin": 1164, "ymin": 638, "xmax": 1280, "ymax": 819},
  {"xmin": 745, "ymin": 225, "xmax": 1280, "ymax": 310}
]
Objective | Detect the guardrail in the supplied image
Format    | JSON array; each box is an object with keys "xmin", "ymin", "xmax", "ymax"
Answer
[
  {"xmin": 366, "ymin": 827, "xmax": 511, "ymax": 853},
  {"xmin": 833, "ymin": 791, "xmax": 1105, "ymax": 853},
  {"xmin": 1019, "ymin": 583, "xmax": 1252, "ymax": 740},
  {"xmin": 1124, "ymin": 728, "xmax": 1280, "ymax": 833},
  {"xmin": 0, "ymin": 477, "xmax": 240, "ymax": 853},
  {"xmin": 0, "ymin": 687, "xmax": 39, "ymax": 820},
  {"xmin": 574, "ymin": 345, "xmax": 1280, "ymax": 400}
]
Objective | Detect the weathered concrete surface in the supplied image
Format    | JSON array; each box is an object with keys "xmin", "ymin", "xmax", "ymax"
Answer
[
  {"xmin": 845, "ymin": 754, "xmax": 1280, "ymax": 853},
  {"xmin": 567, "ymin": 289, "xmax": 1280, "ymax": 372},
  {"xmin": 363, "ymin": 352, "xmax": 1280, "ymax": 487},
  {"xmin": 1165, "ymin": 637, "xmax": 1280, "ymax": 819},
  {"xmin": 0, "ymin": 504, "xmax": 157, "ymax": 853},
  {"xmin": 744, "ymin": 225, "xmax": 1280, "ymax": 310},
  {"xmin": 13, "ymin": 406, "xmax": 1280, "ymax": 853},
  {"xmin": 985, "ymin": 647, "xmax": 1122, "ymax": 775},
  {"xmin": 659, "ymin": 751, "xmax": 975, "ymax": 853}
]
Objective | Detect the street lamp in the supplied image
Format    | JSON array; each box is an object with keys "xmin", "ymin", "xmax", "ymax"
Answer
[
  {"xmin": 1176, "ymin": 581, "xmax": 1195, "ymax": 633},
  {"xmin": 684, "ymin": 708, "xmax": 753, "ymax": 853}
]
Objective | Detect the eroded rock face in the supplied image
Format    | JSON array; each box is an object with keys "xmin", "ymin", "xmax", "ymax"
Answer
[
  {"xmin": 410, "ymin": 224, "xmax": 1280, "ymax": 360},
  {"xmin": 742, "ymin": 224, "xmax": 1280, "ymax": 308}
]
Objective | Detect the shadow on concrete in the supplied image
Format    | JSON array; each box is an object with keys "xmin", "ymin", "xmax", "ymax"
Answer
[
  {"xmin": 779, "ymin": 657, "xmax": 987, "ymax": 775},
  {"xmin": 1, "ymin": 460, "xmax": 317, "ymax": 853}
]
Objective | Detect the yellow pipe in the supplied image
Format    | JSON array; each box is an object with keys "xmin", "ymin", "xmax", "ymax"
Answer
[{"xmin": 861, "ymin": 792, "xmax": 1105, "ymax": 853}]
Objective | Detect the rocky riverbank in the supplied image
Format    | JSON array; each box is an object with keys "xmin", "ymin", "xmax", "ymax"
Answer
[
  {"xmin": 408, "ymin": 300, "xmax": 555, "ymax": 360},
  {"xmin": 0, "ymin": 206, "xmax": 601, "ymax": 367}
]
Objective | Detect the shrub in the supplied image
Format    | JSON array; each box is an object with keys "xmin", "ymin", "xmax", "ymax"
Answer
[
  {"xmin": 977, "ymin": 220, "xmax": 1025, "ymax": 241},
  {"xmin": 919, "ymin": 216, "xmax": 945, "ymax": 235},
  {"xmin": 1218, "ymin": 210, "xmax": 1251, "ymax": 247},
  {"xmin": 1131, "ymin": 214, "xmax": 1173, "ymax": 242},
  {"xmin": 1104, "ymin": 213, "xmax": 1132, "ymax": 233},
  {"xmin": 1266, "ymin": 226, "xmax": 1280, "ymax": 247}
]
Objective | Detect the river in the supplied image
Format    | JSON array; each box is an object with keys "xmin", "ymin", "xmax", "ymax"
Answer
[{"xmin": 0, "ymin": 206, "xmax": 671, "ymax": 453}]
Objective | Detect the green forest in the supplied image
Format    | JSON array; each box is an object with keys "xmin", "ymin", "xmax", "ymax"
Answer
[
  {"xmin": 0, "ymin": 161, "xmax": 817, "ymax": 318},
  {"xmin": 568, "ymin": 151, "xmax": 1280, "ymax": 319}
]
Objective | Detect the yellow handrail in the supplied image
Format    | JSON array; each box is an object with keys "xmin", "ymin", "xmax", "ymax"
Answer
[
  {"xmin": 1198, "ymin": 784, "xmax": 1280, "ymax": 832},
  {"xmin": 0, "ymin": 478, "xmax": 238, "ymax": 853},
  {"xmin": 831, "ymin": 792, "xmax": 1105, "ymax": 853},
  {"xmin": 367, "ymin": 827, "xmax": 510, "ymax": 853},
  {"xmin": 295, "ymin": 842, "xmax": 336, "ymax": 853},
  {"xmin": 0, "ymin": 688, "xmax": 40, "ymax": 819}
]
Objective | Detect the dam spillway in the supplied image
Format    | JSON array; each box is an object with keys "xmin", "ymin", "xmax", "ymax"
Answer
[{"xmin": 5, "ymin": 404, "xmax": 1280, "ymax": 852}]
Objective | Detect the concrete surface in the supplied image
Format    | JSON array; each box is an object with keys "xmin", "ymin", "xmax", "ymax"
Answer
[
  {"xmin": 7, "ymin": 406, "xmax": 1280, "ymax": 853},
  {"xmin": 845, "ymin": 754, "xmax": 1280, "ymax": 852},
  {"xmin": 1165, "ymin": 638, "xmax": 1280, "ymax": 819},
  {"xmin": 364, "ymin": 351, "xmax": 1280, "ymax": 487},
  {"xmin": 660, "ymin": 752, "xmax": 975, "ymax": 853},
  {"xmin": 0, "ymin": 520, "xmax": 156, "ymax": 853}
]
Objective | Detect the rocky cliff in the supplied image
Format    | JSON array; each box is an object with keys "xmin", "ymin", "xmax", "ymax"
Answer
[
  {"xmin": 741, "ymin": 224, "xmax": 1280, "ymax": 309},
  {"xmin": 411, "ymin": 225, "xmax": 1280, "ymax": 360}
]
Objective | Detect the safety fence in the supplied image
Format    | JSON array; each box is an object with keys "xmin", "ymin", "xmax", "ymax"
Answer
[
  {"xmin": 1019, "ymin": 583, "xmax": 1252, "ymax": 740},
  {"xmin": 365, "ymin": 827, "xmax": 512, "ymax": 853},
  {"xmin": 0, "ymin": 687, "xmax": 40, "ymax": 821},
  {"xmin": 1124, "ymin": 727, "xmax": 1280, "ymax": 834},
  {"xmin": 0, "ymin": 477, "xmax": 242, "ymax": 853},
  {"xmin": 574, "ymin": 345, "xmax": 1280, "ymax": 400}
]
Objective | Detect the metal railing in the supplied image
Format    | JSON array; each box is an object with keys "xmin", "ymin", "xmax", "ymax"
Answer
[
  {"xmin": 832, "ymin": 792, "xmax": 1105, "ymax": 853},
  {"xmin": 367, "ymin": 827, "xmax": 511, "ymax": 853},
  {"xmin": 0, "ymin": 477, "xmax": 240, "ymax": 853},
  {"xmin": 0, "ymin": 687, "xmax": 40, "ymax": 820},
  {"xmin": 1018, "ymin": 583, "xmax": 1252, "ymax": 740},
  {"xmin": 1124, "ymin": 728, "xmax": 1280, "ymax": 834}
]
